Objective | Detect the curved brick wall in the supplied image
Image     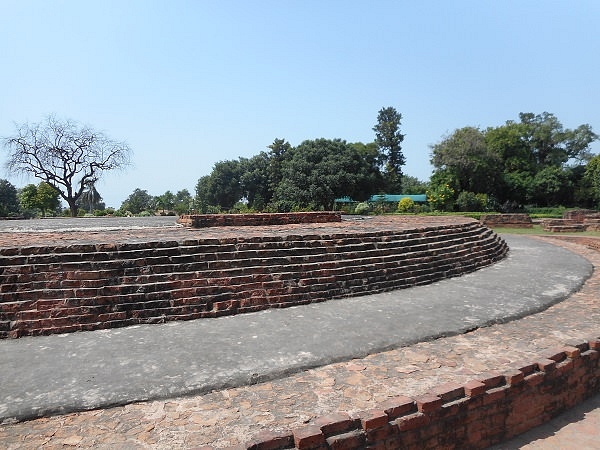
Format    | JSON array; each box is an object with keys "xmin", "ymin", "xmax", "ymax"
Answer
[
  {"xmin": 208, "ymin": 337, "xmax": 600, "ymax": 450},
  {"xmin": 0, "ymin": 217, "xmax": 507, "ymax": 339}
]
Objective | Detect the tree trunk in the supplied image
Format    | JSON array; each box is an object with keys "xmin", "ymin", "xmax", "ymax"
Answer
[{"xmin": 67, "ymin": 199, "xmax": 78, "ymax": 217}]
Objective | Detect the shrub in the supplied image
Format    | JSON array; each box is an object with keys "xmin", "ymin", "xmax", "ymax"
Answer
[
  {"xmin": 397, "ymin": 197, "xmax": 416, "ymax": 213},
  {"xmin": 456, "ymin": 192, "xmax": 487, "ymax": 212},
  {"xmin": 354, "ymin": 202, "xmax": 371, "ymax": 215},
  {"xmin": 427, "ymin": 184, "xmax": 455, "ymax": 211}
]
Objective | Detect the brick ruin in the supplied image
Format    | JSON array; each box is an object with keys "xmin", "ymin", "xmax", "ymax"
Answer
[
  {"xmin": 0, "ymin": 216, "xmax": 507, "ymax": 339},
  {"xmin": 211, "ymin": 338, "xmax": 599, "ymax": 450},
  {"xmin": 2, "ymin": 215, "xmax": 597, "ymax": 449}
]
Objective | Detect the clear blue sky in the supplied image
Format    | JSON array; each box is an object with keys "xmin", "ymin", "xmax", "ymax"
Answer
[{"xmin": 1, "ymin": 0, "xmax": 599, "ymax": 208}]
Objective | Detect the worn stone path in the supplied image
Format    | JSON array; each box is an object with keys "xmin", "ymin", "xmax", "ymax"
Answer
[{"xmin": 0, "ymin": 233, "xmax": 599, "ymax": 448}]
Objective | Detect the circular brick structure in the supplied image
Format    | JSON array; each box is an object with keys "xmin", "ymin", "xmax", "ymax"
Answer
[{"xmin": 0, "ymin": 216, "xmax": 508, "ymax": 339}]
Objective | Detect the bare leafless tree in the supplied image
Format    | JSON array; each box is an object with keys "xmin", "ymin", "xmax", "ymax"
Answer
[{"xmin": 3, "ymin": 115, "xmax": 131, "ymax": 216}]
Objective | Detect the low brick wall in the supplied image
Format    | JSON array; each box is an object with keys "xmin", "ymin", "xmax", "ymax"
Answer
[
  {"xmin": 177, "ymin": 212, "xmax": 342, "ymax": 228},
  {"xmin": 480, "ymin": 213, "xmax": 533, "ymax": 228},
  {"xmin": 0, "ymin": 220, "xmax": 507, "ymax": 339},
  {"xmin": 563, "ymin": 209, "xmax": 600, "ymax": 223},
  {"xmin": 206, "ymin": 337, "xmax": 600, "ymax": 450}
]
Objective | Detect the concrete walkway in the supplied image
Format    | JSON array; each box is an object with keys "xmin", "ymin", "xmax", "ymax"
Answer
[
  {"xmin": 0, "ymin": 236, "xmax": 592, "ymax": 421},
  {"xmin": 0, "ymin": 234, "xmax": 599, "ymax": 449}
]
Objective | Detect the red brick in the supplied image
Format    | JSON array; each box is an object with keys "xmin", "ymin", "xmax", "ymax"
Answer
[
  {"xmin": 464, "ymin": 380, "xmax": 486, "ymax": 397},
  {"xmin": 326, "ymin": 430, "xmax": 366, "ymax": 450},
  {"xmin": 563, "ymin": 345, "xmax": 582, "ymax": 359},
  {"xmin": 544, "ymin": 349, "xmax": 566, "ymax": 363},
  {"xmin": 483, "ymin": 387, "xmax": 507, "ymax": 405},
  {"xmin": 359, "ymin": 410, "xmax": 389, "ymax": 431},
  {"xmin": 314, "ymin": 412, "xmax": 357, "ymax": 436},
  {"xmin": 394, "ymin": 412, "xmax": 430, "ymax": 432},
  {"xmin": 414, "ymin": 394, "xmax": 443, "ymax": 413},
  {"xmin": 478, "ymin": 372, "xmax": 505, "ymax": 389},
  {"xmin": 431, "ymin": 382, "xmax": 465, "ymax": 402},
  {"xmin": 380, "ymin": 396, "xmax": 416, "ymax": 419},
  {"xmin": 293, "ymin": 425, "xmax": 326, "ymax": 449},
  {"xmin": 536, "ymin": 358, "xmax": 556, "ymax": 373},
  {"xmin": 525, "ymin": 372, "xmax": 546, "ymax": 387},
  {"xmin": 246, "ymin": 429, "xmax": 294, "ymax": 450}
]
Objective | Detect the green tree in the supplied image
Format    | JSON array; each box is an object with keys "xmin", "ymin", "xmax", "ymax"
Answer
[
  {"xmin": 430, "ymin": 126, "xmax": 502, "ymax": 196},
  {"xmin": 349, "ymin": 142, "xmax": 385, "ymax": 200},
  {"xmin": 401, "ymin": 175, "xmax": 429, "ymax": 194},
  {"xmin": 373, "ymin": 107, "xmax": 405, "ymax": 193},
  {"xmin": 18, "ymin": 182, "xmax": 60, "ymax": 216},
  {"xmin": 195, "ymin": 175, "xmax": 214, "ymax": 213},
  {"xmin": 173, "ymin": 189, "xmax": 192, "ymax": 215},
  {"xmin": 36, "ymin": 182, "xmax": 61, "ymax": 216},
  {"xmin": 584, "ymin": 155, "xmax": 600, "ymax": 206},
  {"xmin": 156, "ymin": 191, "xmax": 176, "ymax": 214},
  {"xmin": 3, "ymin": 115, "xmax": 131, "ymax": 217},
  {"xmin": 0, "ymin": 179, "xmax": 19, "ymax": 217},
  {"xmin": 19, "ymin": 184, "xmax": 39, "ymax": 212},
  {"xmin": 518, "ymin": 112, "xmax": 596, "ymax": 167},
  {"xmin": 273, "ymin": 138, "xmax": 371, "ymax": 211},
  {"xmin": 77, "ymin": 181, "xmax": 104, "ymax": 214},
  {"xmin": 202, "ymin": 160, "xmax": 244, "ymax": 210},
  {"xmin": 431, "ymin": 112, "xmax": 598, "ymax": 208},
  {"xmin": 240, "ymin": 153, "xmax": 271, "ymax": 210},
  {"xmin": 267, "ymin": 138, "xmax": 292, "ymax": 196},
  {"xmin": 120, "ymin": 188, "xmax": 153, "ymax": 214}
]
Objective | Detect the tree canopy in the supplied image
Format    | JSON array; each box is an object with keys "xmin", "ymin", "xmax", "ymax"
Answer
[
  {"xmin": 429, "ymin": 112, "xmax": 598, "ymax": 209},
  {"xmin": 373, "ymin": 106, "xmax": 405, "ymax": 193},
  {"xmin": 0, "ymin": 179, "xmax": 19, "ymax": 217},
  {"xmin": 19, "ymin": 182, "xmax": 61, "ymax": 217},
  {"xmin": 3, "ymin": 115, "xmax": 131, "ymax": 216}
]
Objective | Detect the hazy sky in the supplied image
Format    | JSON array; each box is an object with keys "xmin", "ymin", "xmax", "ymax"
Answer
[{"xmin": 1, "ymin": 1, "xmax": 598, "ymax": 208}]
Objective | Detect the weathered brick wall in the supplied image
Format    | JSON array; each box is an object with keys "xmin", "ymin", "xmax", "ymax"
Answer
[
  {"xmin": 480, "ymin": 214, "xmax": 533, "ymax": 228},
  {"xmin": 178, "ymin": 212, "xmax": 342, "ymax": 228},
  {"xmin": 563, "ymin": 209, "xmax": 600, "ymax": 223},
  {"xmin": 204, "ymin": 337, "xmax": 600, "ymax": 450},
  {"xmin": 0, "ymin": 222, "xmax": 507, "ymax": 339}
]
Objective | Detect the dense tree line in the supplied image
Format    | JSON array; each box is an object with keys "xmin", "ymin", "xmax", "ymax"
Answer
[
  {"xmin": 0, "ymin": 180, "xmax": 62, "ymax": 218},
  {"xmin": 195, "ymin": 107, "xmax": 406, "ymax": 212},
  {"xmin": 119, "ymin": 188, "xmax": 192, "ymax": 216},
  {"xmin": 429, "ymin": 112, "xmax": 598, "ymax": 211},
  {"xmin": 4, "ymin": 109, "xmax": 599, "ymax": 217}
]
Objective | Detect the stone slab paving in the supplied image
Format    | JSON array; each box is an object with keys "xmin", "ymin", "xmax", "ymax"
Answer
[{"xmin": 0, "ymin": 226, "xmax": 598, "ymax": 448}]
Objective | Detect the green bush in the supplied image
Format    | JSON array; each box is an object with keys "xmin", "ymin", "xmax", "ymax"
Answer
[
  {"xmin": 354, "ymin": 202, "xmax": 371, "ymax": 215},
  {"xmin": 456, "ymin": 192, "xmax": 487, "ymax": 212},
  {"xmin": 397, "ymin": 197, "xmax": 416, "ymax": 213}
]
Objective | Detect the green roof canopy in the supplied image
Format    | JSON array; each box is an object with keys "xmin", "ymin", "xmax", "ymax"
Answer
[{"xmin": 334, "ymin": 194, "xmax": 427, "ymax": 203}]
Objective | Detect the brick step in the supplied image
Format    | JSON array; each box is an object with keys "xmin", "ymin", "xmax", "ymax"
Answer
[
  {"xmin": 2, "ymin": 246, "xmax": 507, "ymax": 328},
  {"xmin": 545, "ymin": 225, "xmax": 585, "ymax": 232},
  {"xmin": 0, "ymin": 223, "xmax": 509, "ymax": 338},
  {"xmin": 0, "ymin": 228, "xmax": 497, "ymax": 276},
  {"xmin": 0, "ymin": 233, "xmax": 503, "ymax": 290},
  {"xmin": 0, "ymin": 240, "xmax": 502, "ymax": 300},
  {"xmin": 0, "ymin": 224, "xmax": 488, "ymax": 265}
]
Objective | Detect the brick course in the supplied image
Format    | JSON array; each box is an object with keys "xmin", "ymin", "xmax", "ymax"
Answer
[{"xmin": 0, "ymin": 218, "xmax": 507, "ymax": 339}]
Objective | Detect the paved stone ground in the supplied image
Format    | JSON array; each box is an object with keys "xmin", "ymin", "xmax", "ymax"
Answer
[
  {"xmin": 0, "ymin": 224, "xmax": 599, "ymax": 448},
  {"xmin": 0, "ymin": 215, "xmax": 480, "ymax": 248}
]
